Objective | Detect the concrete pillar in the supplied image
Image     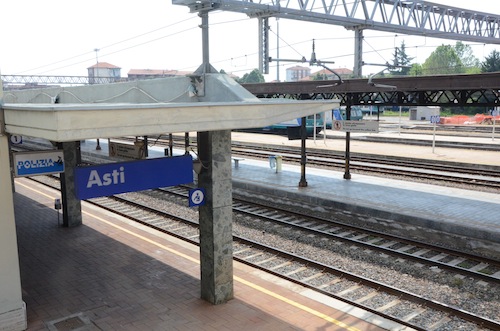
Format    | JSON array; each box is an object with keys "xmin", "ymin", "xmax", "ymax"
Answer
[
  {"xmin": 353, "ymin": 28, "xmax": 363, "ymax": 78},
  {"xmin": 0, "ymin": 81, "xmax": 27, "ymax": 329},
  {"xmin": 197, "ymin": 130, "xmax": 234, "ymax": 304},
  {"xmin": 59, "ymin": 141, "xmax": 82, "ymax": 227}
]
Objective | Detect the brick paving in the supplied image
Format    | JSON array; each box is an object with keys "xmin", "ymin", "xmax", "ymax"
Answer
[{"xmin": 14, "ymin": 178, "xmax": 387, "ymax": 331}]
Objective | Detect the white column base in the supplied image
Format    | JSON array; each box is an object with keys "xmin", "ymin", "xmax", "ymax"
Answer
[{"xmin": 0, "ymin": 302, "xmax": 27, "ymax": 331}]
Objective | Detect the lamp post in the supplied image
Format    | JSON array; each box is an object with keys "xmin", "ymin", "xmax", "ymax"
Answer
[{"xmin": 94, "ymin": 48, "xmax": 101, "ymax": 150}]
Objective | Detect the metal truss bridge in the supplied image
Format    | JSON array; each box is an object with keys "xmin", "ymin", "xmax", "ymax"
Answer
[
  {"xmin": 173, "ymin": 0, "xmax": 500, "ymax": 76},
  {"xmin": 174, "ymin": 0, "xmax": 500, "ymax": 44},
  {"xmin": 1, "ymin": 75, "xmax": 120, "ymax": 87},
  {"xmin": 242, "ymin": 72, "xmax": 500, "ymax": 107}
]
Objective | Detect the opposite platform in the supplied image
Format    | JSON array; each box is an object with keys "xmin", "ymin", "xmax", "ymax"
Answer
[
  {"xmin": 15, "ymin": 178, "xmax": 401, "ymax": 331},
  {"xmin": 78, "ymin": 138, "xmax": 500, "ymax": 256},
  {"xmin": 231, "ymin": 158, "xmax": 500, "ymax": 257}
]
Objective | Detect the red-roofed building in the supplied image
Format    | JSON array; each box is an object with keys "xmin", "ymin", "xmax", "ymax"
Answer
[{"xmin": 87, "ymin": 62, "xmax": 122, "ymax": 84}]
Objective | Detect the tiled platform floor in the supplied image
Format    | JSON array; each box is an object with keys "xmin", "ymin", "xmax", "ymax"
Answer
[{"xmin": 15, "ymin": 178, "xmax": 395, "ymax": 331}]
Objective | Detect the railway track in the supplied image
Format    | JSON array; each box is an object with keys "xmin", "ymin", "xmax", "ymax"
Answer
[
  {"xmin": 229, "ymin": 142, "xmax": 500, "ymax": 190},
  {"xmin": 117, "ymin": 135, "xmax": 500, "ymax": 190},
  {"xmin": 400, "ymin": 124, "xmax": 497, "ymax": 135},
  {"xmin": 163, "ymin": 186, "xmax": 500, "ymax": 281},
  {"xmin": 111, "ymin": 135, "xmax": 500, "ymax": 190},
  {"xmin": 322, "ymin": 134, "xmax": 500, "ymax": 151},
  {"xmin": 30, "ymin": 176, "xmax": 500, "ymax": 331},
  {"xmin": 19, "ymin": 134, "xmax": 500, "ymax": 191},
  {"xmin": 17, "ymin": 134, "xmax": 500, "ymax": 191}
]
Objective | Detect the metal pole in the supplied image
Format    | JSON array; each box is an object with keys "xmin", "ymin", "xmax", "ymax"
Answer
[
  {"xmin": 313, "ymin": 114, "xmax": 316, "ymax": 142},
  {"xmin": 169, "ymin": 133, "xmax": 174, "ymax": 156},
  {"xmin": 344, "ymin": 103, "xmax": 352, "ymax": 180},
  {"xmin": 143, "ymin": 136, "xmax": 148, "ymax": 158},
  {"xmin": 493, "ymin": 118, "xmax": 496, "ymax": 141},
  {"xmin": 398, "ymin": 106, "xmax": 402, "ymax": 135},
  {"xmin": 93, "ymin": 48, "xmax": 99, "ymax": 85},
  {"xmin": 492, "ymin": 109, "xmax": 497, "ymax": 141},
  {"xmin": 432, "ymin": 122, "xmax": 437, "ymax": 153},
  {"xmin": 185, "ymin": 132, "xmax": 190, "ymax": 155},
  {"xmin": 92, "ymin": 48, "xmax": 101, "ymax": 151},
  {"xmin": 276, "ymin": 18, "xmax": 280, "ymax": 81},
  {"xmin": 200, "ymin": 11, "xmax": 210, "ymax": 73},
  {"xmin": 299, "ymin": 117, "xmax": 308, "ymax": 187}
]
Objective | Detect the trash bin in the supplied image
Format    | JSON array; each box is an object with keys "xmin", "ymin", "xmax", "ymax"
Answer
[{"xmin": 269, "ymin": 155, "xmax": 282, "ymax": 173}]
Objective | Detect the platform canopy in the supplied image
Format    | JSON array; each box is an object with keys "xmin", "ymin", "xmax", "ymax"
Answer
[{"xmin": 2, "ymin": 74, "xmax": 337, "ymax": 142}]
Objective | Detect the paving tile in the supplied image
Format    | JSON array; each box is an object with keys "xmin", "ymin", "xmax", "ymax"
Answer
[{"xmin": 14, "ymin": 179, "xmax": 389, "ymax": 331}]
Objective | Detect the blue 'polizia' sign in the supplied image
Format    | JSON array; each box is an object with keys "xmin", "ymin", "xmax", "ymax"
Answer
[
  {"xmin": 14, "ymin": 150, "xmax": 65, "ymax": 177},
  {"xmin": 75, "ymin": 155, "xmax": 193, "ymax": 200}
]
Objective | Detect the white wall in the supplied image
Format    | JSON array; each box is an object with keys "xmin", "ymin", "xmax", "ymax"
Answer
[{"xmin": 0, "ymin": 83, "xmax": 27, "ymax": 330}]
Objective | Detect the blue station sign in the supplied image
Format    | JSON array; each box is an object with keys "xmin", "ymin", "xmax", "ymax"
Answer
[
  {"xmin": 75, "ymin": 155, "xmax": 193, "ymax": 200},
  {"xmin": 13, "ymin": 150, "xmax": 65, "ymax": 177}
]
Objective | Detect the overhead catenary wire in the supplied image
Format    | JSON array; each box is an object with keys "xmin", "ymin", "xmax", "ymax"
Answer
[
  {"xmin": 9, "ymin": 8, "xmax": 496, "ymax": 78},
  {"xmin": 17, "ymin": 16, "xmax": 200, "ymax": 75}
]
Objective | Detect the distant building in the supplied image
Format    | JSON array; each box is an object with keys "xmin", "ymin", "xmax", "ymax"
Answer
[
  {"xmin": 87, "ymin": 62, "xmax": 121, "ymax": 84},
  {"xmin": 285, "ymin": 66, "xmax": 353, "ymax": 81},
  {"xmin": 409, "ymin": 106, "xmax": 441, "ymax": 121},
  {"xmin": 307, "ymin": 67, "xmax": 353, "ymax": 81},
  {"xmin": 285, "ymin": 66, "xmax": 311, "ymax": 82},
  {"xmin": 127, "ymin": 69, "xmax": 192, "ymax": 81}
]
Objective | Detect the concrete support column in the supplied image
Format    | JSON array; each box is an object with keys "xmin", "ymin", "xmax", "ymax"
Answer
[
  {"xmin": 197, "ymin": 130, "xmax": 234, "ymax": 304},
  {"xmin": 353, "ymin": 28, "xmax": 363, "ymax": 78},
  {"xmin": 59, "ymin": 141, "xmax": 82, "ymax": 227},
  {"xmin": 0, "ymin": 86, "xmax": 27, "ymax": 329}
]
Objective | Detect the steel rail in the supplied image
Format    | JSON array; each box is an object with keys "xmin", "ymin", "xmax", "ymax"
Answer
[{"xmin": 27, "ymin": 176, "xmax": 500, "ymax": 330}]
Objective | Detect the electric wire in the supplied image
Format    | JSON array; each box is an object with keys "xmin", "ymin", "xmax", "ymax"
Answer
[
  {"xmin": 18, "ymin": 16, "xmax": 199, "ymax": 75},
  {"xmin": 7, "ymin": 4, "xmax": 497, "ymax": 78}
]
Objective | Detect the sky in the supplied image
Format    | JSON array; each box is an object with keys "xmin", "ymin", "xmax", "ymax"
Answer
[{"xmin": 1, "ymin": 0, "xmax": 500, "ymax": 82}]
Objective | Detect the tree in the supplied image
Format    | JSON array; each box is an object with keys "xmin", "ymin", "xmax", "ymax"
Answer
[
  {"xmin": 454, "ymin": 41, "xmax": 480, "ymax": 73},
  {"xmin": 312, "ymin": 72, "xmax": 328, "ymax": 80},
  {"xmin": 481, "ymin": 50, "xmax": 500, "ymax": 73},
  {"xmin": 408, "ymin": 63, "xmax": 423, "ymax": 76},
  {"xmin": 390, "ymin": 40, "xmax": 414, "ymax": 76},
  {"xmin": 422, "ymin": 44, "xmax": 464, "ymax": 75},
  {"xmin": 236, "ymin": 69, "xmax": 265, "ymax": 83}
]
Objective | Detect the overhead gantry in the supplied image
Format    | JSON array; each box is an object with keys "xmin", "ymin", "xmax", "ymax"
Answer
[{"xmin": 173, "ymin": 0, "xmax": 500, "ymax": 76}]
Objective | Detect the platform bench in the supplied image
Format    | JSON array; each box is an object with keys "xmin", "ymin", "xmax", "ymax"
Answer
[{"xmin": 232, "ymin": 157, "xmax": 245, "ymax": 168}]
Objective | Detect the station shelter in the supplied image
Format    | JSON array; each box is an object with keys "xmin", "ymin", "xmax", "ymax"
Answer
[{"xmin": 0, "ymin": 73, "xmax": 335, "ymax": 330}]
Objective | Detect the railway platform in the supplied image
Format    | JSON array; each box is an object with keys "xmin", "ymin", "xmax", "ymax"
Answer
[
  {"xmin": 14, "ymin": 178, "xmax": 395, "ymax": 331},
  {"xmin": 14, "ymin": 131, "xmax": 499, "ymax": 330},
  {"xmin": 79, "ymin": 134, "xmax": 500, "ymax": 254},
  {"xmin": 231, "ymin": 156, "xmax": 500, "ymax": 254},
  {"xmin": 228, "ymin": 131, "xmax": 500, "ymax": 256}
]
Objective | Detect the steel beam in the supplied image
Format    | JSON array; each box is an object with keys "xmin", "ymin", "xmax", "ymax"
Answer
[
  {"xmin": 242, "ymin": 72, "xmax": 500, "ymax": 106},
  {"xmin": 173, "ymin": 0, "xmax": 500, "ymax": 44}
]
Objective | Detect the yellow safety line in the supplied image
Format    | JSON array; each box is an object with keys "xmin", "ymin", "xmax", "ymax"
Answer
[
  {"xmin": 234, "ymin": 275, "xmax": 361, "ymax": 331},
  {"xmin": 18, "ymin": 180, "xmax": 362, "ymax": 331},
  {"xmin": 18, "ymin": 181, "xmax": 56, "ymax": 199}
]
